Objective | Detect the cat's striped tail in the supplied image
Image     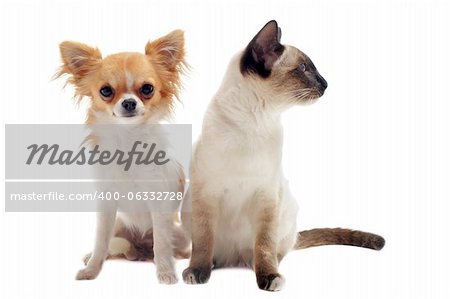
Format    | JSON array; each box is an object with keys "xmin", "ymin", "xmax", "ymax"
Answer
[{"xmin": 294, "ymin": 228, "xmax": 385, "ymax": 251}]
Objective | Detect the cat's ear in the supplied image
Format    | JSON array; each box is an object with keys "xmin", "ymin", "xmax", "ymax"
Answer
[{"xmin": 240, "ymin": 20, "xmax": 285, "ymax": 78}]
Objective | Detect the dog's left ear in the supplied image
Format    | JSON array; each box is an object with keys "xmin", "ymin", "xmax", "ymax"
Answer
[
  {"xmin": 240, "ymin": 20, "xmax": 285, "ymax": 78},
  {"xmin": 145, "ymin": 30, "xmax": 186, "ymax": 100},
  {"xmin": 145, "ymin": 30, "xmax": 185, "ymax": 71}
]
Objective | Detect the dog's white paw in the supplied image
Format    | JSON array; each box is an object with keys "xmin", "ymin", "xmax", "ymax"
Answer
[
  {"xmin": 83, "ymin": 252, "xmax": 112, "ymax": 265},
  {"xmin": 76, "ymin": 266, "xmax": 101, "ymax": 280},
  {"xmin": 82, "ymin": 253, "xmax": 92, "ymax": 266},
  {"xmin": 157, "ymin": 271, "xmax": 178, "ymax": 284}
]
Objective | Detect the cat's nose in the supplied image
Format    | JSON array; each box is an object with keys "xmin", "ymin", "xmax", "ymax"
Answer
[
  {"xmin": 316, "ymin": 74, "xmax": 327, "ymax": 91},
  {"xmin": 321, "ymin": 78, "xmax": 328, "ymax": 90}
]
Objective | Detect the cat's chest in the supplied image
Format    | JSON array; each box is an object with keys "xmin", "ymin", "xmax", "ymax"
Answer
[
  {"xmin": 200, "ymin": 141, "xmax": 281, "ymax": 183},
  {"xmin": 197, "ymin": 141, "xmax": 282, "ymax": 201}
]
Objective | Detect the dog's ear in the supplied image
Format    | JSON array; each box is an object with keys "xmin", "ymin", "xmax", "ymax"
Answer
[
  {"xmin": 145, "ymin": 29, "xmax": 186, "ymax": 72},
  {"xmin": 240, "ymin": 20, "xmax": 285, "ymax": 78},
  {"xmin": 56, "ymin": 41, "xmax": 102, "ymax": 102},
  {"xmin": 58, "ymin": 41, "xmax": 102, "ymax": 81},
  {"xmin": 145, "ymin": 30, "xmax": 187, "ymax": 100}
]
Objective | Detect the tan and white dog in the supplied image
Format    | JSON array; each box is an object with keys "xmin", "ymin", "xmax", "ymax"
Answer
[{"xmin": 57, "ymin": 30, "xmax": 190, "ymax": 284}]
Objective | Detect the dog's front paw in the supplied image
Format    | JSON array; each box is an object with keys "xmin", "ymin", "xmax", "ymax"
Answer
[
  {"xmin": 82, "ymin": 253, "xmax": 92, "ymax": 266},
  {"xmin": 75, "ymin": 266, "xmax": 101, "ymax": 280},
  {"xmin": 256, "ymin": 272, "xmax": 285, "ymax": 291},
  {"xmin": 157, "ymin": 271, "xmax": 178, "ymax": 284},
  {"xmin": 83, "ymin": 252, "xmax": 113, "ymax": 265},
  {"xmin": 182, "ymin": 267, "xmax": 211, "ymax": 284}
]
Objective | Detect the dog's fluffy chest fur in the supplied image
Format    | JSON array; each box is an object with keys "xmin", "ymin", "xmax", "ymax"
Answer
[{"xmin": 93, "ymin": 126, "xmax": 182, "ymax": 231}]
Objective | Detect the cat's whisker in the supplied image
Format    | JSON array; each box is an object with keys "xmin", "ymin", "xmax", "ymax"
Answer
[{"xmin": 287, "ymin": 88, "xmax": 315, "ymax": 103}]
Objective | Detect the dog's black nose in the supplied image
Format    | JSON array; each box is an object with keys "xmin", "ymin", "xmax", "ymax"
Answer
[{"xmin": 122, "ymin": 99, "xmax": 137, "ymax": 112}]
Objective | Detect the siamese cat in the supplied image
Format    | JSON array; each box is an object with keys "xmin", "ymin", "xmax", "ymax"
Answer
[{"xmin": 182, "ymin": 20, "xmax": 384, "ymax": 291}]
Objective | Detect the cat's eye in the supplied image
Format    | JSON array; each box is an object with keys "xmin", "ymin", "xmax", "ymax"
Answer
[
  {"xmin": 299, "ymin": 63, "xmax": 306, "ymax": 72},
  {"xmin": 99, "ymin": 85, "xmax": 114, "ymax": 100},
  {"xmin": 140, "ymin": 83, "xmax": 154, "ymax": 99}
]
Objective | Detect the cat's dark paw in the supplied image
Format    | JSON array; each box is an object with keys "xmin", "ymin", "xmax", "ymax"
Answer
[
  {"xmin": 182, "ymin": 267, "xmax": 211, "ymax": 284},
  {"xmin": 256, "ymin": 272, "xmax": 285, "ymax": 291}
]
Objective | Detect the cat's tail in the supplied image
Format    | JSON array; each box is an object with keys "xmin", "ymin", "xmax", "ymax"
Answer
[{"xmin": 294, "ymin": 228, "xmax": 385, "ymax": 251}]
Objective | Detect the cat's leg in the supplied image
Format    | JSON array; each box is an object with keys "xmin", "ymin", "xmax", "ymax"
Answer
[
  {"xmin": 276, "ymin": 181, "xmax": 299, "ymax": 263},
  {"xmin": 76, "ymin": 209, "xmax": 117, "ymax": 280},
  {"xmin": 252, "ymin": 191, "xmax": 285, "ymax": 291},
  {"xmin": 277, "ymin": 224, "xmax": 297, "ymax": 263},
  {"xmin": 182, "ymin": 187, "xmax": 217, "ymax": 284},
  {"xmin": 152, "ymin": 212, "xmax": 178, "ymax": 284}
]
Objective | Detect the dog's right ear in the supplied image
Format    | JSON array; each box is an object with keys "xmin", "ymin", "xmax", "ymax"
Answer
[{"xmin": 57, "ymin": 41, "xmax": 102, "ymax": 82}]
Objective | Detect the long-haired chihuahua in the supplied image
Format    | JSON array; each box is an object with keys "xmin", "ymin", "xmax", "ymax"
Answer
[{"xmin": 57, "ymin": 29, "xmax": 190, "ymax": 284}]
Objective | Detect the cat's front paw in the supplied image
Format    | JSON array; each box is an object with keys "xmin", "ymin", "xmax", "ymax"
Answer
[
  {"xmin": 157, "ymin": 271, "xmax": 178, "ymax": 284},
  {"xmin": 182, "ymin": 267, "xmax": 211, "ymax": 284},
  {"xmin": 256, "ymin": 272, "xmax": 285, "ymax": 291},
  {"xmin": 75, "ymin": 266, "xmax": 101, "ymax": 280}
]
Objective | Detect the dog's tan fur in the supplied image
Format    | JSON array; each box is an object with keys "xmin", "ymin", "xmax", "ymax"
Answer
[{"xmin": 57, "ymin": 30, "xmax": 189, "ymax": 284}]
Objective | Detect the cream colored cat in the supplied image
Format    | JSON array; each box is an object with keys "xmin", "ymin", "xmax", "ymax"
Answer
[{"xmin": 183, "ymin": 20, "xmax": 384, "ymax": 291}]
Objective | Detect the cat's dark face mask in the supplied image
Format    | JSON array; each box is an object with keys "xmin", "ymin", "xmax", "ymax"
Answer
[{"xmin": 240, "ymin": 20, "xmax": 327, "ymax": 104}]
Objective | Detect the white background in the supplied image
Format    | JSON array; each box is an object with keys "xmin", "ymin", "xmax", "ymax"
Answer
[{"xmin": 1, "ymin": 0, "xmax": 449, "ymax": 298}]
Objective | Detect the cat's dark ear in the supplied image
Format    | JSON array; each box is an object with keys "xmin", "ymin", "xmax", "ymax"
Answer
[{"xmin": 240, "ymin": 20, "xmax": 285, "ymax": 78}]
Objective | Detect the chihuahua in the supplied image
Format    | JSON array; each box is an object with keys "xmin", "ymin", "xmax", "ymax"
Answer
[{"xmin": 57, "ymin": 30, "xmax": 189, "ymax": 284}]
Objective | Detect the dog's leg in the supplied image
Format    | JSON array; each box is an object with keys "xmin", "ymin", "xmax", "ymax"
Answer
[
  {"xmin": 152, "ymin": 212, "xmax": 178, "ymax": 284},
  {"xmin": 76, "ymin": 210, "xmax": 117, "ymax": 280},
  {"xmin": 180, "ymin": 184, "xmax": 192, "ymax": 239},
  {"xmin": 175, "ymin": 185, "xmax": 192, "ymax": 258}
]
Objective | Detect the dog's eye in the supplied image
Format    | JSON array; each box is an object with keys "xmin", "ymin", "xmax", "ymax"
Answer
[
  {"xmin": 140, "ymin": 83, "xmax": 154, "ymax": 99},
  {"xmin": 99, "ymin": 86, "xmax": 114, "ymax": 99},
  {"xmin": 299, "ymin": 63, "xmax": 306, "ymax": 72}
]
